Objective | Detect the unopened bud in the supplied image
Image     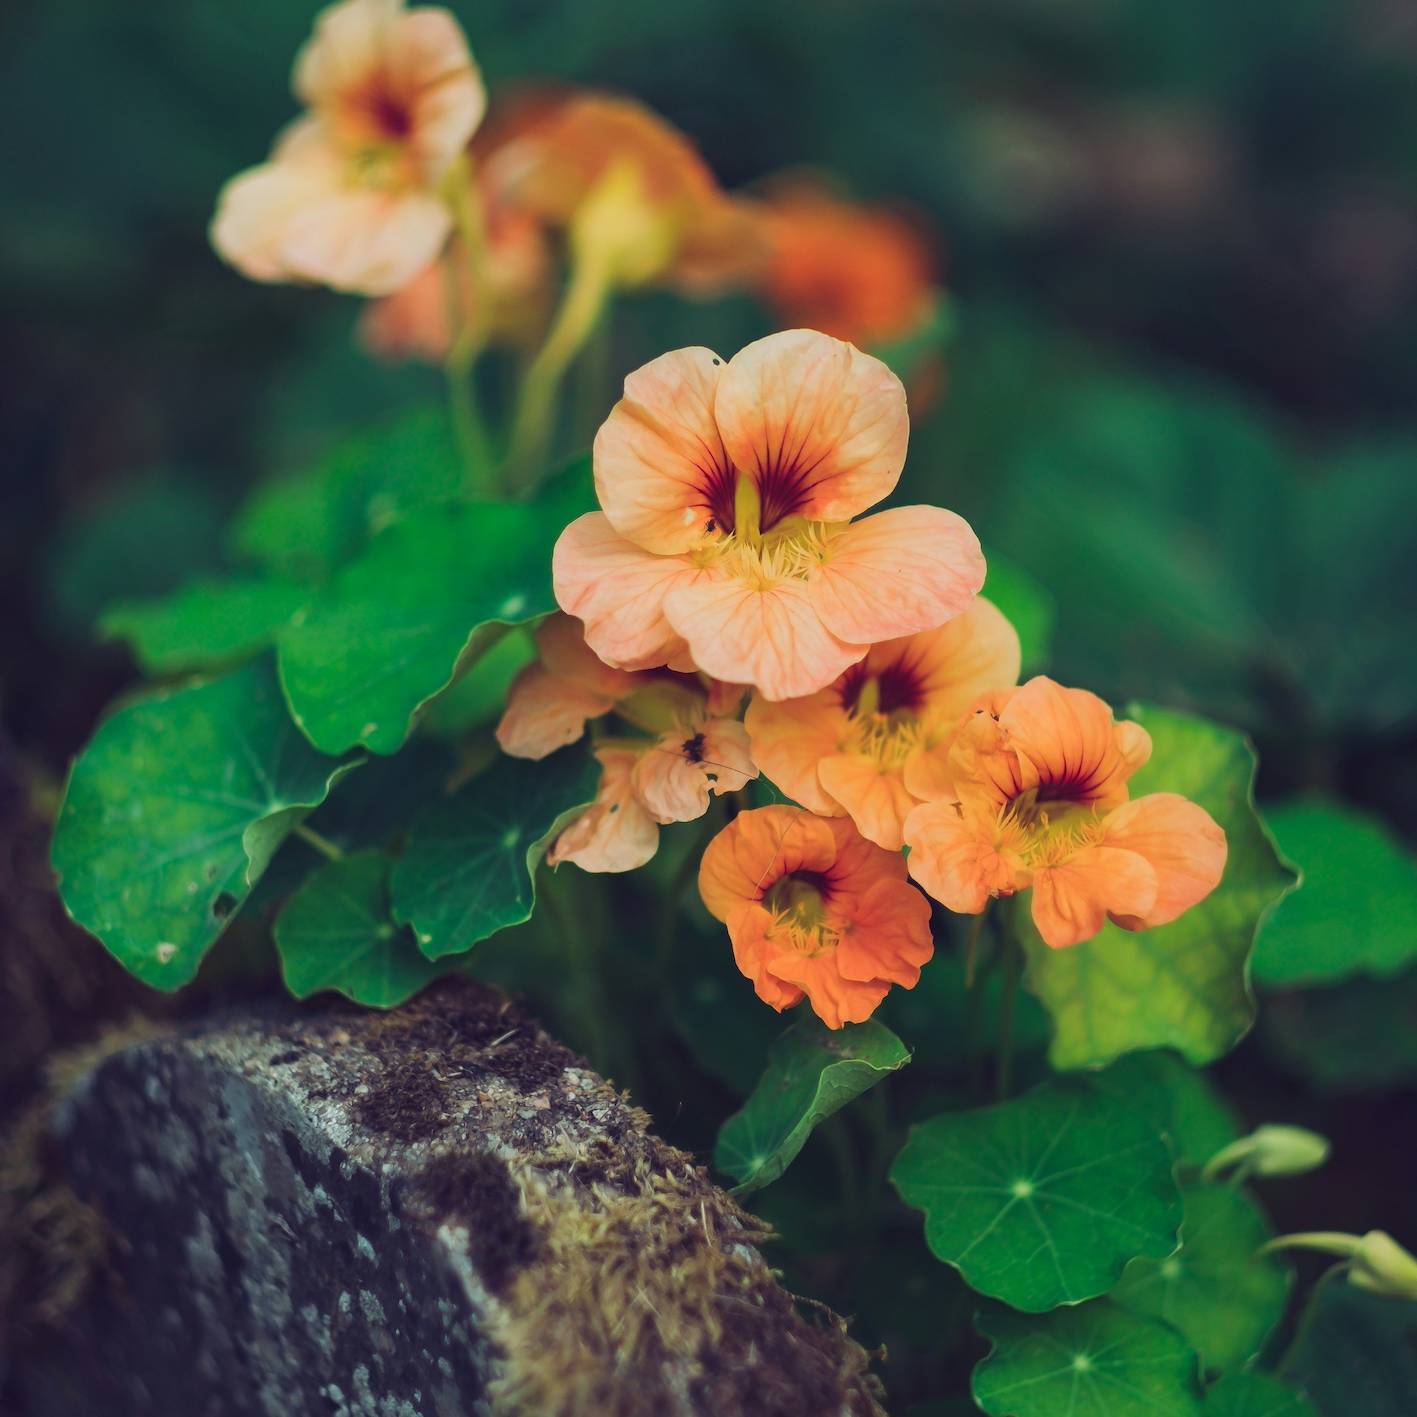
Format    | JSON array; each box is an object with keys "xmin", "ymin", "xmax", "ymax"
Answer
[
  {"xmin": 1201, "ymin": 1124, "xmax": 1330, "ymax": 1182},
  {"xmin": 1350, "ymin": 1231, "xmax": 1417, "ymax": 1300},
  {"xmin": 571, "ymin": 160, "xmax": 678, "ymax": 287}
]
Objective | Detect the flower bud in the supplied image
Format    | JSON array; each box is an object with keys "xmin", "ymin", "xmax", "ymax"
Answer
[
  {"xmin": 1350, "ymin": 1231, "xmax": 1417, "ymax": 1300},
  {"xmin": 1201, "ymin": 1124, "xmax": 1330, "ymax": 1181},
  {"xmin": 570, "ymin": 160, "xmax": 678, "ymax": 287}
]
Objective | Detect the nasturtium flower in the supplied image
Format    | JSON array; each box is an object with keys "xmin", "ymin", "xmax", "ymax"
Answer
[
  {"xmin": 211, "ymin": 0, "xmax": 485, "ymax": 295},
  {"xmin": 903, "ymin": 676, "xmax": 1227, "ymax": 949},
  {"xmin": 745, "ymin": 598, "xmax": 1020, "ymax": 851},
  {"xmin": 554, "ymin": 329, "xmax": 985, "ymax": 700},
  {"xmin": 757, "ymin": 176, "xmax": 939, "ymax": 347},
  {"xmin": 698, "ymin": 805, "xmax": 934, "ymax": 1028},
  {"xmin": 486, "ymin": 93, "xmax": 763, "ymax": 293},
  {"xmin": 501, "ymin": 614, "xmax": 755, "ymax": 872},
  {"xmin": 359, "ymin": 202, "xmax": 548, "ymax": 360}
]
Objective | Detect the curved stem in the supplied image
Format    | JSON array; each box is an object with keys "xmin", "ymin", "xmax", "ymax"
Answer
[
  {"xmin": 443, "ymin": 157, "xmax": 498, "ymax": 497},
  {"xmin": 294, "ymin": 823, "xmax": 344, "ymax": 863},
  {"xmin": 503, "ymin": 252, "xmax": 614, "ymax": 492}
]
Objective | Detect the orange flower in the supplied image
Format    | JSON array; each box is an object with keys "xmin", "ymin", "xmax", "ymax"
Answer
[
  {"xmin": 553, "ymin": 329, "xmax": 985, "ymax": 700},
  {"xmin": 902, "ymin": 677, "xmax": 1227, "ymax": 949},
  {"xmin": 758, "ymin": 177, "xmax": 939, "ymax": 347},
  {"xmin": 486, "ymin": 93, "xmax": 764, "ymax": 292},
  {"xmin": 211, "ymin": 0, "xmax": 485, "ymax": 295},
  {"xmin": 699, "ymin": 805, "xmax": 934, "ymax": 1028},
  {"xmin": 745, "ymin": 598, "xmax": 1020, "ymax": 850},
  {"xmin": 500, "ymin": 614, "xmax": 755, "ymax": 871}
]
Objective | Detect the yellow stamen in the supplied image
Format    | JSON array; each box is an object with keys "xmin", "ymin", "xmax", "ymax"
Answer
[{"xmin": 733, "ymin": 476, "xmax": 763, "ymax": 544}]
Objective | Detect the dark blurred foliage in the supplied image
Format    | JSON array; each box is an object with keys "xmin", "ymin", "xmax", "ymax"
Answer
[{"xmin": 4, "ymin": 2, "xmax": 1417, "ymax": 1411}]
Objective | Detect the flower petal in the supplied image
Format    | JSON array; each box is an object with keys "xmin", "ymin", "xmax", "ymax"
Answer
[
  {"xmin": 664, "ymin": 574, "xmax": 864, "ymax": 700},
  {"xmin": 698, "ymin": 805, "xmax": 837, "ymax": 924},
  {"xmin": 832, "ymin": 878, "xmax": 934, "ymax": 987},
  {"xmin": 714, "ymin": 329, "xmax": 908, "ymax": 528},
  {"xmin": 1030, "ymin": 845, "xmax": 1158, "ymax": 950},
  {"xmin": 393, "ymin": 9, "xmax": 487, "ymax": 175},
  {"xmin": 757, "ymin": 946, "xmax": 891, "ymax": 1030},
  {"xmin": 592, "ymin": 347, "xmax": 733, "ymax": 554},
  {"xmin": 903, "ymin": 801, "xmax": 1026, "ymax": 915},
  {"xmin": 726, "ymin": 903, "xmax": 807, "ymax": 1013},
  {"xmin": 810, "ymin": 506, "xmax": 985, "ymax": 647},
  {"xmin": 552, "ymin": 512, "xmax": 700, "ymax": 671},
  {"xmin": 1006, "ymin": 676, "xmax": 1152, "ymax": 810},
  {"xmin": 547, "ymin": 748, "xmax": 658, "ymax": 873},
  {"xmin": 534, "ymin": 611, "xmax": 639, "ymax": 699},
  {"xmin": 743, "ymin": 691, "xmax": 849, "ymax": 815},
  {"xmin": 632, "ymin": 718, "xmax": 757, "ymax": 824},
  {"xmin": 817, "ymin": 753, "xmax": 917, "ymax": 851},
  {"xmin": 1102, "ymin": 792, "xmax": 1227, "ymax": 931},
  {"xmin": 495, "ymin": 665, "xmax": 615, "ymax": 760}
]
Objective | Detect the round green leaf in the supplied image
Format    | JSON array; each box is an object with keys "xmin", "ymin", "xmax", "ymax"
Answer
[
  {"xmin": 1259, "ymin": 969, "xmax": 1417, "ymax": 1093},
  {"xmin": 391, "ymin": 745, "xmax": 599, "ymax": 959},
  {"xmin": 275, "ymin": 849, "xmax": 442, "ymax": 1007},
  {"xmin": 891, "ymin": 1079, "xmax": 1182, "ymax": 1311},
  {"xmin": 1084, "ymin": 1052, "xmax": 1239, "ymax": 1169},
  {"xmin": 1283, "ymin": 1283, "xmax": 1417, "ymax": 1417},
  {"xmin": 1204, "ymin": 1373, "xmax": 1319, "ymax": 1417},
  {"xmin": 277, "ymin": 500, "xmax": 565, "ymax": 756},
  {"xmin": 1022, "ymin": 705, "xmax": 1296, "ymax": 1070},
  {"xmin": 51, "ymin": 657, "xmax": 359, "ymax": 989},
  {"xmin": 99, "ymin": 577, "xmax": 309, "ymax": 673},
  {"xmin": 419, "ymin": 626, "xmax": 536, "ymax": 738},
  {"xmin": 715, "ymin": 1016, "xmax": 910, "ymax": 1195},
  {"xmin": 1113, "ymin": 1184, "xmax": 1291, "ymax": 1373},
  {"xmin": 231, "ymin": 406, "xmax": 465, "ymax": 582},
  {"xmin": 1253, "ymin": 797, "xmax": 1417, "ymax": 987},
  {"xmin": 973, "ymin": 1300, "xmax": 1206, "ymax": 1416}
]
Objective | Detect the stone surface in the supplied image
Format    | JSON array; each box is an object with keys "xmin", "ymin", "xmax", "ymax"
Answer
[{"xmin": 13, "ymin": 980, "xmax": 882, "ymax": 1417}]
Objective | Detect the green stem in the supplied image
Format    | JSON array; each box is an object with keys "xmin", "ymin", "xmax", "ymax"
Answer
[
  {"xmin": 572, "ymin": 310, "xmax": 614, "ymax": 444},
  {"xmin": 294, "ymin": 823, "xmax": 344, "ymax": 863},
  {"xmin": 1276, "ymin": 1262, "xmax": 1345, "ymax": 1379},
  {"xmin": 995, "ymin": 928, "xmax": 1023, "ymax": 1102},
  {"xmin": 443, "ymin": 155, "xmax": 498, "ymax": 497},
  {"xmin": 503, "ymin": 251, "xmax": 614, "ymax": 491},
  {"xmin": 539, "ymin": 866, "xmax": 614, "ymax": 1079},
  {"xmin": 964, "ymin": 911, "xmax": 986, "ymax": 989}
]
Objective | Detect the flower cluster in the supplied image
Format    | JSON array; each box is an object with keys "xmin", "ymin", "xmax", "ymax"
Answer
[{"xmin": 210, "ymin": 0, "xmax": 1229, "ymax": 1031}]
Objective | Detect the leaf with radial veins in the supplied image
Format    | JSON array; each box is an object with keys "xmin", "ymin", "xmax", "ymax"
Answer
[
  {"xmin": 1084, "ymin": 1051, "xmax": 1240, "ymax": 1169},
  {"xmin": 275, "ymin": 849, "xmax": 443, "ymax": 1007},
  {"xmin": 972, "ymin": 1301, "xmax": 1206, "ymax": 1417},
  {"xmin": 1252, "ymin": 797, "xmax": 1417, "ymax": 987},
  {"xmin": 99, "ymin": 577, "xmax": 309, "ymax": 673},
  {"xmin": 891, "ymin": 1079, "xmax": 1181, "ymax": 1311},
  {"xmin": 1021, "ymin": 705, "xmax": 1296, "ymax": 1071},
  {"xmin": 715, "ymin": 1017, "xmax": 910, "ymax": 1194},
  {"xmin": 391, "ymin": 744, "xmax": 599, "ymax": 960},
  {"xmin": 1112, "ymin": 1183, "xmax": 1291, "ymax": 1373},
  {"xmin": 51, "ymin": 656, "xmax": 360, "ymax": 990},
  {"xmin": 1204, "ymin": 1373, "xmax": 1319, "ymax": 1417}
]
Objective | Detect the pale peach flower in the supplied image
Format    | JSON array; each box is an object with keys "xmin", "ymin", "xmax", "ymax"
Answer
[
  {"xmin": 744, "ymin": 598, "xmax": 1020, "ymax": 850},
  {"xmin": 698, "ymin": 805, "xmax": 934, "ymax": 1028},
  {"xmin": 903, "ymin": 677, "xmax": 1227, "ymax": 949},
  {"xmin": 211, "ymin": 0, "xmax": 485, "ymax": 295},
  {"xmin": 499, "ymin": 614, "xmax": 756, "ymax": 871},
  {"xmin": 546, "ymin": 748, "xmax": 658, "ymax": 874},
  {"xmin": 553, "ymin": 329, "xmax": 985, "ymax": 700}
]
